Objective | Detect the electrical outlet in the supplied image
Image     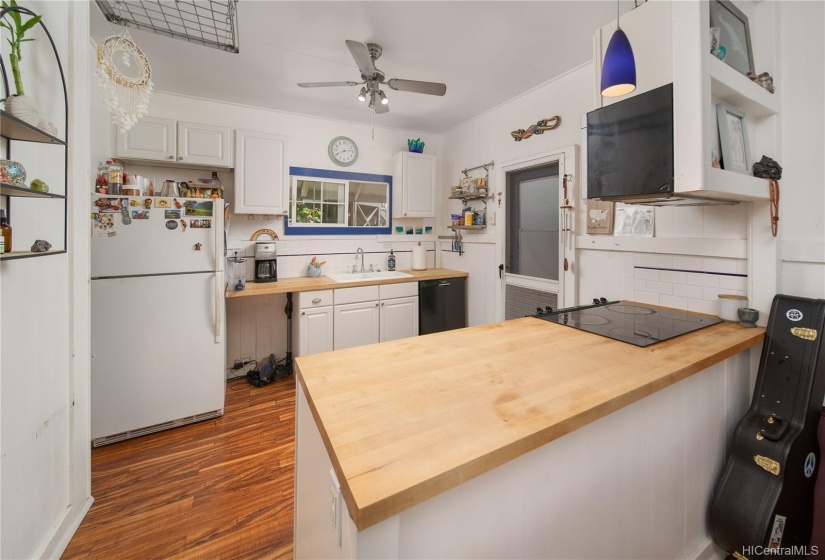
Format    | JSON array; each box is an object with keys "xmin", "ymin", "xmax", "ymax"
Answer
[{"xmin": 489, "ymin": 211, "xmax": 496, "ymax": 225}]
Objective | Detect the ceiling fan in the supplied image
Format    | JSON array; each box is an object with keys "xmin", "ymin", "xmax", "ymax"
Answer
[{"xmin": 297, "ymin": 40, "xmax": 447, "ymax": 114}]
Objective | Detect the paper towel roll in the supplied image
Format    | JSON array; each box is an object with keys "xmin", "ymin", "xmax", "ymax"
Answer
[{"xmin": 412, "ymin": 241, "xmax": 426, "ymax": 270}]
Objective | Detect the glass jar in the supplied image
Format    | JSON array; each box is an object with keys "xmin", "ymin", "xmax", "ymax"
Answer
[{"xmin": 107, "ymin": 159, "xmax": 124, "ymax": 195}]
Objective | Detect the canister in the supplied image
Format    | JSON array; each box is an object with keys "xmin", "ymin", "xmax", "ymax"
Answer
[
  {"xmin": 464, "ymin": 211, "xmax": 474, "ymax": 226},
  {"xmin": 718, "ymin": 294, "xmax": 748, "ymax": 321}
]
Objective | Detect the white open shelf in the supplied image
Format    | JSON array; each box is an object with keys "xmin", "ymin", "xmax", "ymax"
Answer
[
  {"xmin": 680, "ymin": 167, "xmax": 772, "ymax": 202},
  {"xmin": 707, "ymin": 55, "xmax": 779, "ymax": 118}
]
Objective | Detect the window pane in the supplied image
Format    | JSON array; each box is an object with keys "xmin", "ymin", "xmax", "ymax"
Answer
[
  {"xmin": 506, "ymin": 165, "xmax": 559, "ymax": 281},
  {"xmin": 349, "ymin": 182, "xmax": 389, "ymax": 226},
  {"xmin": 297, "ymin": 180, "xmax": 322, "ymax": 202},
  {"xmin": 322, "ymin": 182, "xmax": 345, "ymax": 203},
  {"xmin": 323, "ymin": 203, "xmax": 346, "ymax": 224},
  {"xmin": 296, "ymin": 202, "xmax": 321, "ymax": 223}
]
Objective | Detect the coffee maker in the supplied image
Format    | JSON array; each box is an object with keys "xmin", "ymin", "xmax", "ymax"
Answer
[{"xmin": 254, "ymin": 241, "xmax": 277, "ymax": 283}]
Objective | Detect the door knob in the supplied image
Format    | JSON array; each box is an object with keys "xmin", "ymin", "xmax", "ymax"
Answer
[
  {"xmin": 168, "ymin": 155, "xmax": 174, "ymax": 159},
  {"xmin": 178, "ymin": 156, "xmax": 183, "ymax": 161},
  {"xmin": 312, "ymin": 298, "xmax": 322, "ymax": 304}
]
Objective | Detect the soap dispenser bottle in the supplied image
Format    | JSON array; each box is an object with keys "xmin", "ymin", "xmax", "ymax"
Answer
[{"xmin": 387, "ymin": 249, "xmax": 396, "ymax": 271}]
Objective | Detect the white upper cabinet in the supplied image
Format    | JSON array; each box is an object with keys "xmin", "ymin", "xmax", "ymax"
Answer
[
  {"xmin": 115, "ymin": 116, "xmax": 176, "ymax": 162},
  {"xmin": 115, "ymin": 117, "xmax": 232, "ymax": 167},
  {"xmin": 177, "ymin": 121, "xmax": 232, "ymax": 167},
  {"xmin": 234, "ymin": 129, "xmax": 288, "ymax": 215},
  {"xmin": 392, "ymin": 152, "xmax": 436, "ymax": 218}
]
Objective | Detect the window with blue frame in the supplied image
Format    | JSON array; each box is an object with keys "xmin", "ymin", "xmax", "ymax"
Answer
[{"xmin": 285, "ymin": 167, "xmax": 392, "ymax": 235}]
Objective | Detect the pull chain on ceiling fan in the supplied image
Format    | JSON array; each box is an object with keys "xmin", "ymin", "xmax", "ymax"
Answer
[{"xmin": 298, "ymin": 40, "xmax": 447, "ymax": 114}]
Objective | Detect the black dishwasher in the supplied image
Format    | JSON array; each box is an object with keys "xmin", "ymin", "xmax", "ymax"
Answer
[{"xmin": 419, "ymin": 277, "xmax": 467, "ymax": 335}]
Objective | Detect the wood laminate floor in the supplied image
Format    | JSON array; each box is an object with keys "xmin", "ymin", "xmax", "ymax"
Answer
[{"xmin": 63, "ymin": 377, "xmax": 296, "ymax": 560}]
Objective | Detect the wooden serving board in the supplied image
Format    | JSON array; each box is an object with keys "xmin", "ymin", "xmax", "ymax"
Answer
[{"xmin": 296, "ymin": 314, "xmax": 765, "ymax": 531}]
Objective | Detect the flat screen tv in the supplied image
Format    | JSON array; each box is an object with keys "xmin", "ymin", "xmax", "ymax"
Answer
[{"xmin": 586, "ymin": 83, "xmax": 674, "ymax": 200}]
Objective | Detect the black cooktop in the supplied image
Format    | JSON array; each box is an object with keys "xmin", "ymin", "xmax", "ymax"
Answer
[{"xmin": 535, "ymin": 299, "xmax": 722, "ymax": 347}]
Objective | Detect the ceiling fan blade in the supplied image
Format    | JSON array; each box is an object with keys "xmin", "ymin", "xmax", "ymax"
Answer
[
  {"xmin": 387, "ymin": 79, "xmax": 447, "ymax": 96},
  {"xmin": 298, "ymin": 81, "xmax": 361, "ymax": 88},
  {"xmin": 345, "ymin": 40, "xmax": 376, "ymax": 77},
  {"xmin": 373, "ymin": 102, "xmax": 390, "ymax": 114}
]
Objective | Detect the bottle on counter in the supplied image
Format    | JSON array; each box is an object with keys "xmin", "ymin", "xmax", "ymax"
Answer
[
  {"xmin": 95, "ymin": 161, "xmax": 109, "ymax": 194},
  {"xmin": 0, "ymin": 209, "xmax": 12, "ymax": 253},
  {"xmin": 387, "ymin": 249, "xmax": 396, "ymax": 271},
  {"xmin": 107, "ymin": 159, "xmax": 124, "ymax": 195}
]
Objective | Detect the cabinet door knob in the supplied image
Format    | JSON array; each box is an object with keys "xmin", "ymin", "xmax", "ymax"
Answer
[
  {"xmin": 312, "ymin": 298, "xmax": 322, "ymax": 304},
  {"xmin": 301, "ymin": 311, "xmax": 306, "ymax": 316},
  {"xmin": 168, "ymin": 155, "xmax": 174, "ymax": 159},
  {"xmin": 375, "ymin": 303, "xmax": 379, "ymax": 307},
  {"xmin": 178, "ymin": 156, "xmax": 183, "ymax": 161},
  {"xmin": 381, "ymin": 302, "xmax": 385, "ymax": 306}
]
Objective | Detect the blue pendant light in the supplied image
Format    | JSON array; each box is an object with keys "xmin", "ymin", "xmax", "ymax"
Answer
[{"xmin": 601, "ymin": 0, "xmax": 636, "ymax": 97}]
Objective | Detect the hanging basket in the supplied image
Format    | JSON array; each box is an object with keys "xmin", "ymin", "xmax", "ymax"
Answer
[{"xmin": 96, "ymin": 30, "xmax": 153, "ymax": 132}]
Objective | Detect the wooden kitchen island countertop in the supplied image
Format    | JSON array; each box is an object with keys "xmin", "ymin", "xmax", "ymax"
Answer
[
  {"xmin": 295, "ymin": 314, "xmax": 765, "ymax": 532},
  {"xmin": 225, "ymin": 268, "xmax": 467, "ymax": 298}
]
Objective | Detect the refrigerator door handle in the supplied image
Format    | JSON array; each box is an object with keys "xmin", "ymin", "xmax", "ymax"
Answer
[
  {"xmin": 214, "ymin": 211, "xmax": 223, "ymax": 343},
  {"xmin": 215, "ymin": 270, "xmax": 223, "ymax": 342}
]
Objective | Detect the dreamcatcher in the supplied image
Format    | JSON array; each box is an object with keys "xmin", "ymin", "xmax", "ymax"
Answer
[{"xmin": 96, "ymin": 30, "xmax": 153, "ymax": 132}]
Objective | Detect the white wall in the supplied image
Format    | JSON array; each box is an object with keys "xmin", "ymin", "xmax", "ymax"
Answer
[
  {"xmin": 0, "ymin": 1, "xmax": 92, "ymax": 557},
  {"xmin": 778, "ymin": 1, "xmax": 825, "ymax": 299}
]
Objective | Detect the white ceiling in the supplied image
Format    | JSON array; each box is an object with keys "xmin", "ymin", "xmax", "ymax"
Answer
[{"xmin": 91, "ymin": 1, "xmax": 623, "ymax": 133}]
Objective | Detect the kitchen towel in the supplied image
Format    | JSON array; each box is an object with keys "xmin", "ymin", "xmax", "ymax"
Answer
[{"xmin": 412, "ymin": 241, "xmax": 426, "ymax": 270}]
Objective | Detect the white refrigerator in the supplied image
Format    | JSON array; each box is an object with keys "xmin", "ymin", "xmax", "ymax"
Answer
[{"xmin": 90, "ymin": 196, "xmax": 225, "ymax": 446}]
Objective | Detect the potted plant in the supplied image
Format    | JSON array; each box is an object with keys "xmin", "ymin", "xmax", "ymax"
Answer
[
  {"xmin": 307, "ymin": 256, "xmax": 326, "ymax": 277},
  {"xmin": 1, "ymin": 0, "xmax": 41, "ymax": 125}
]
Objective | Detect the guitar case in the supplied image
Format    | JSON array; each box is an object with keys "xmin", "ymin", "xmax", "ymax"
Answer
[{"xmin": 710, "ymin": 295, "xmax": 825, "ymax": 559}]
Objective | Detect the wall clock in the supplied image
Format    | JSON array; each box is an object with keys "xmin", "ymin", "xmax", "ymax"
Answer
[{"xmin": 328, "ymin": 136, "xmax": 358, "ymax": 167}]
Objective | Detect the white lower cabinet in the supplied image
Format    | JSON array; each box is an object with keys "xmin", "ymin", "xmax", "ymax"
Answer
[
  {"xmin": 379, "ymin": 282, "xmax": 419, "ymax": 342},
  {"xmin": 295, "ymin": 290, "xmax": 333, "ymax": 357},
  {"xmin": 334, "ymin": 301, "xmax": 380, "ymax": 350},
  {"xmin": 333, "ymin": 282, "xmax": 419, "ymax": 350}
]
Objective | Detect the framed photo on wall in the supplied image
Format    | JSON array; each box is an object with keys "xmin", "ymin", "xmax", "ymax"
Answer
[
  {"xmin": 710, "ymin": 0, "xmax": 755, "ymax": 75},
  {"xmin": 716, "ymin": 102, "xmax": 751, "ymax": 175}
]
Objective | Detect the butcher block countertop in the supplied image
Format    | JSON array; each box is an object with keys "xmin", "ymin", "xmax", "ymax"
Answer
[
  {"xmin": 225, "ymin": 268, "xmax": 467, "ymax": 298},
  {"xmin": 295, "ymin": 311, "xmax": 765, "ymax": 531}
]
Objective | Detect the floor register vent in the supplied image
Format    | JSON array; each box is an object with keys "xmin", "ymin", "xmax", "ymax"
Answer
[{"xmin": 92, "ymin": 409, "xmax": 223, "ymax": 447}]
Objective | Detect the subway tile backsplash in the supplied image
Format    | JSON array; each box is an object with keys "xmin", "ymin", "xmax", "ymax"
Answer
[{"xmin": 627, "ymin": 253, "xmax": 747, "ymax": 315}]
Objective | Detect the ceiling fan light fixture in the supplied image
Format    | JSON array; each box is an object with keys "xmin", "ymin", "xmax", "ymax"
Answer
[
  {"xmin": 379, "ymin": 90, "xmax": 389, "ymax": 105},
  {"xmin": 357, "ymin": 87, "xmax": 367, "ymax": 102}
]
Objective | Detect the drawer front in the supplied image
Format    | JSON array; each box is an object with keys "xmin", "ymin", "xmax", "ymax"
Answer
[
  {"xmin": 296, "ymin": 289, "xmax": 334, "ymax": 309},
  {"xmin": 334, "ymin": 285, "xmax": 380, "ymax": 305},
  {"xmin": 379, "ymin": 281, "xmax": 418, "ymax": 300}
]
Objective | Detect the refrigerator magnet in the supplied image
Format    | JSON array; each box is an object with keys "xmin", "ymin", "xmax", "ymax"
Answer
[
  {"xmin": 190, "ymin": 219, "xmax": 211, "ymax": 229},
  {"xmin": 174, "ymin": 198, "xmax": 182, "ymax": 209},
  {"xmin": 164, "ymin": 210, "xmax": 181, "ymax": 219},
  {"xmin": 132, "ymin": 211, "xmax": 150, "ymax": 220},
  {"xmin": 130, "ymin": 199, "xmax": 141, "ymax": 207},
  {"xmin": 184, "ymin": 200, "xmax": 213, "ymax": 217},
  {"xmin": 92, "ymin": 213, "xmax": 116, "ymax": 237},
  {"xmin": 165, "ymin": 220, "xmax": 178, "ymax": 230},
  {"xmin": 155, "ymin": 198, "xmax": 171, "ymax": 208},
  {"xmin": 144, "ymin": 198, "xmax": 153, "ymax": 209},
  {"xmin": 121, "ymin": 206, "xmax": 132, "ymax": 225},
  {"xmin": 180, "ymin": 219, "xmax": 187, "ymax": 232}
]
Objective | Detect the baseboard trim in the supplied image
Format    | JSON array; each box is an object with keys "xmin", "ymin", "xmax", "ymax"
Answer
[
  {"xmin": 690, "ymin": 538, "xmax": 727, "ymax": 560},
  {"xmin": 40, "ymin": 495, "xmax": 94, "ymax": 559}
]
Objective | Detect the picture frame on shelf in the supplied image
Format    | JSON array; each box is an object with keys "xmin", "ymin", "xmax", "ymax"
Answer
[
  {"xmin": 709, "ymin": 0, "xmax": 754, "ymax": 75},
  {"xmin": 716, "ymin": 102, "xmax": 751, "ymax": 175}
]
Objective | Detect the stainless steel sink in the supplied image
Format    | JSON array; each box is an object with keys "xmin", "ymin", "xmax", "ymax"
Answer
[{"xmin": 326, "ymin": 271, "xmax": 413, "ymax": 283}]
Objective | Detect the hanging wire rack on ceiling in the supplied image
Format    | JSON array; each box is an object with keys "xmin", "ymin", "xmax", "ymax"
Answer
[{"xmin": 95, "ymin": 0, "xmax": 239, "ymax": 53}]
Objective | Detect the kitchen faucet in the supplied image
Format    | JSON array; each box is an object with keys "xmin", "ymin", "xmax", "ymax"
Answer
[{"xmin": 355, "ymin": 247, "xmax": 365, "ymax": 272}]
